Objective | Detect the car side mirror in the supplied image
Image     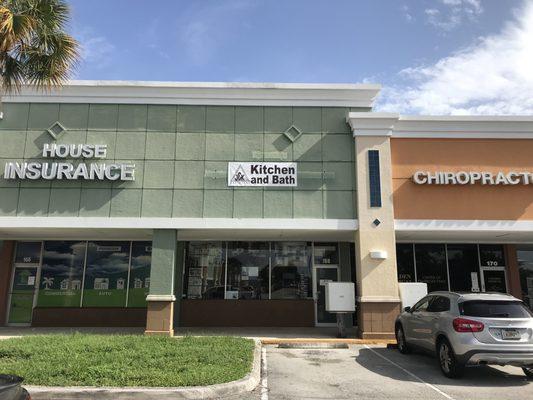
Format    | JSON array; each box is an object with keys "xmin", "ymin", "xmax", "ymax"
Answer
[{"xmin": 404, "ymin": 306, "xmax": 411, "ymax": 313}]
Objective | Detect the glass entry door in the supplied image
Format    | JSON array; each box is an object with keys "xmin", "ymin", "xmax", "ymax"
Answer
[
  {"xmin": 8, "ymin": 267, "xmax": 39, "ymax": 324},
  {"xmin": 7, "ymin": 241, "xmax": 43, "ymax": 325},
  {"xmin": 480, "ymin": 267, "xmax": 507, "ymax": 293}
]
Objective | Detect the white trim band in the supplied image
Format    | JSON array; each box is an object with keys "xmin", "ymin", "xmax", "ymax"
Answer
[
  {"xmin": 146, "ymin": 295, "xmax": 176, "ymax": 302},
  {"xmin": 347, "ymin": 113, "xmax": 533, "ymax": 139},
  {"xmin": 0, "ymin": 217, "xmax": 358, "ymax": 231},
  {"xmin": 356, "ymin": 296, "xmax": 401, "ymax": 303},
  {"xmin": 4, "ymin": 80, "xmax": 381, "ymax": 108},
  {"xmin": 395, "ymin": 219, "xmax": 533, "ymax": 232}
]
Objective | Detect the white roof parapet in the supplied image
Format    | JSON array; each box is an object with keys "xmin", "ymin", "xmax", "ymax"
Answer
[
  {"xmin": 4, "ymin": 80, "xmax": 382, "ymax": 107},
  {"xmin": 393, "ymin": 115, "xmax": 533, "ymax": 139},
  {"xmin": 347, "ymin": 113, "xmax": 533, "ymax": 139},
  {"xmin": 346, "ymin": 112, "xmax": 399, "ymax": 137}
]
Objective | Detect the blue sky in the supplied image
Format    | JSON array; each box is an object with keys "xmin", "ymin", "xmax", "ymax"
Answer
[{"xmin": 68, "ymin": 0, "xmax": 532, "ymax": 115}]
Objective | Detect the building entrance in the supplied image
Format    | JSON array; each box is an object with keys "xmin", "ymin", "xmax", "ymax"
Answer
[{"xmin": 480, "ymin": 267, "xmax": 507, "ymax": 293}]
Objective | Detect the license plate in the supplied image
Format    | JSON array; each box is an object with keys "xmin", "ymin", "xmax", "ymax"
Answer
[{"xmin": 502, "ymin": 329, "xmax": 521, "ymax": 340}]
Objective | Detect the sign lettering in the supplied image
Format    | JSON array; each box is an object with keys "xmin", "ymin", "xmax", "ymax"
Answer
[{"xmin": 228, "ymin": 162, "xmax": 297, "ymax": 187}]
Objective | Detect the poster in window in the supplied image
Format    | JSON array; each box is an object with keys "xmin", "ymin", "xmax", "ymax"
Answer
[
  {"xmin": 127, "ymin": 242, "xmax": 152, "ymax": 307},
  {"xmin": 37, "ymin": 241, "xmax": 86, "ymax": 307},
  {"xmin": 82, "ymin": 241, "xmax": 130, "ymax": 307}
]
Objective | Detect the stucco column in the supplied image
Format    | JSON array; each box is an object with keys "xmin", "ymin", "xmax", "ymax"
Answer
[
  {"xmin": 145, "ymin": 230, "xmax": 177, "ymax": 336},
  {"xmin": 347, "ymin": 112, "xmax": 401, "ymax": 339},
  {"xmin": 0, "ymin": 241, "xmax": 15, "ymax": 326}
]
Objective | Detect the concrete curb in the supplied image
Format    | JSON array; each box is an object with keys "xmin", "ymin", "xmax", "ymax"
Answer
[
  {"xmin": 26, "ymin": 339, "xmax": 261, "ymax": 400},
  {"xmin": 260, "ymin": 338, "xmax": 396, "ymax": 345}
]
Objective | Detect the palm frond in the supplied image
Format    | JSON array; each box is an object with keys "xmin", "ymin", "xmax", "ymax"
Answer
[
  {"xmin": 1, "ymin": 53, "xmax": 25, "ymax": 92},
  {"xmin": 23, "ymin": 31, "xmax": 79, "ymax": 90},
  {"xmin": 0, "ymin": 0, "xmax": 78, "ymax": 95}
]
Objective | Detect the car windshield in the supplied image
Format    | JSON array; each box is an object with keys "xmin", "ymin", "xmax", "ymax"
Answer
[{"xmin": 459, "ymin": 300, "xmax": 533, "ymax": 318}]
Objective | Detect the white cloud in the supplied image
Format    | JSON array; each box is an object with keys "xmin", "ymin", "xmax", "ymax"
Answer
[
  {"xmin": 377, "ymin": 1, "xmax": 533, "ymax": 115},
  {"xmin": 75, "ymin": 27, "xmax": 115, "ymax": 69},
  {"xmin": 402, "ymin": 4, "xmax": 415, "ymax": 22},
  {"xmin": 425, "ymin": 0, "xmax": 483, "ymax": 31}
]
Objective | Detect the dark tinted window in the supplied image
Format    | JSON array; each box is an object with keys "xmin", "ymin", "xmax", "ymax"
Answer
[
  {"xmin": 271, "ymin": 242, "xmax": 312, "ymax": 299},
  {"xmin": 459, "ymin": 301, "xmax": 532, "ymax": 318},
  {"xmin": 427, "ymin": 296, "xmax": 450, "ymax": 312},
  {"xmin": 415, "ymin": 244, "xmax": 448, "ymax": 292},
  {"xmin": 313, "ymin": 243, "xmax": 338, "ymax": 265},
  {"xmin": 368, "ymin": 150, "xmax": 381, "ymax": 207},
  {"xmin": 447, "ymin": 244, "xmax": 480, "ymax": 292},
  {"xmin": 479, "ymin": 244, "xmax": 505, "ymax": 267},
  {"xmin": 396, "ymin": 244, "xmax": 415, "ymax": 282},
  {"xmin": 15, "ymin": 242, "xmax": 42, "ymax": 264},
  {"xmin": 412, "ymin": 296, "xmax": 432, "ymax": 312},
  {"xmin": 516, "ymin": 245, "xmax": 533, "ymax": 310},
  {"xmin": 82, "ymin": 241, "xmax": 131, "ymax": 307}
]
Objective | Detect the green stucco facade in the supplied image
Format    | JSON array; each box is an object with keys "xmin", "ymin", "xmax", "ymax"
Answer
[{"xmin": 0, "ymin": 102, "xmax": 360, "ymax": 219}]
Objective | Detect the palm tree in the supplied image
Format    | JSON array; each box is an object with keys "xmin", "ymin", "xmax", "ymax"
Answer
[{"xmin": 0, "ymin": 0, "xmax": 79, "ymax": 102}]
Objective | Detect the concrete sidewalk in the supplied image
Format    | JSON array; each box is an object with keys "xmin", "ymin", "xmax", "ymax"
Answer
[{"xmin": 0, "ymin": 326, "xmax": 394, "ymax": 344}]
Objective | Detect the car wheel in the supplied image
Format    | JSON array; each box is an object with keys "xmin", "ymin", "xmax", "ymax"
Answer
[
  {"xmin": 523, "ymin": 367, "xmax": 533, "ymax": 379},
  {"xmin": 437, "ymin": 338, "xmax": 464, "ymax": 379},
  {"xmin": 396, "ymin": 325, "xmax": 410, "ymax": 354}
]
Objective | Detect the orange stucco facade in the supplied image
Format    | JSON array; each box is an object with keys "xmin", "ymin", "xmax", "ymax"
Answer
[{"xmin": 391, "ymin": 138, "xmax": 533, "ymax": 220}]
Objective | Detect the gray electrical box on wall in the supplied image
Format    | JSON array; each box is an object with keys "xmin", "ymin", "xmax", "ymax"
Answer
[{"xmin": 325, "ymin": 282, "xmax": 356, "ymax": 312}]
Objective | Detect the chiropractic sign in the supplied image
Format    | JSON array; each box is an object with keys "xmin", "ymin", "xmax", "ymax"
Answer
[
  {"xmin": 413, "ymin": 171, "xmax": 533, "ymax": 185},
  {"xmin": 3, "ymin": 144, "xmax": 135, "ymax": 181},
  {"xmin": 228, "ymin": 162, "xmax": 297, "ymax": 187}
]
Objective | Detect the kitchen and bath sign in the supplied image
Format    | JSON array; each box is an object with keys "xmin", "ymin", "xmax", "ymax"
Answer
[
  {"xmin": 228, "ymin": 162, "xmax": 297, "ymax": 187},
  {"xmin": 3, "ymin": 144, "xmax": 135, "ymax": 181}
]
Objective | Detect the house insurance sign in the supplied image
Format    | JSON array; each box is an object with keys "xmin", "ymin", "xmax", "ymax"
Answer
[
  {"xmin": 228, "ymin": 162, "xmax": 297, "ymax": 187},
  {"xmin": 3, "ymin": 144, "xmax": 135, "ymax": 181}
]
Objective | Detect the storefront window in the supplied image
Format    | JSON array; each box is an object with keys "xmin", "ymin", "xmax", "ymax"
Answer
[
  {"xmin": 314, "ymin": 243, "xmax": 338, "ymax": 265},
  {"xmin": 14, "ymin": 242, "xmax": 42, "ymax": 265},
  {"xmin": 414, "ymin": 244, "xmax": 449, "ymax": 292},
  {"xmin": 82, "ymin": 241, "xmax": 131, "ymax": 307},
  {"xmin": 479, "ymin": 244, "xmax": 506, "ymax": 267},
  {"xmin": 271, "ymin": 242, "xmax": 312, "ymax": 299},
  {"xmin": 37, "ymin": 241, "xmax": 86, "ymax": 307},
  {"xmin": 447, "ymin": 244, "xmax": 480, "ymax": 292},
  {"xmin": 184, "ymin": 242, "xmax": 226, "ymax": 299},
  {"xmin": 127, "ymin": 242, "xmax": 152, "ymax": 307},
  {"xmin": 227, "ymin": 242, "xmax": 269, "ymax": 299},
  {"xmin": 396, "ymin": 244, "xmax": 415, "ymax": 282},
  {"xmin": 517, "ymin": 245, "xmax": 533, "ymax": 310}
]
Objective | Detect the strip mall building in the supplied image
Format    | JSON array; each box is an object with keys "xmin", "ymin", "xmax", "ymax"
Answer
[{"xmin": 1, "ymin": 81, "xmax": 532, "ymax": 339}]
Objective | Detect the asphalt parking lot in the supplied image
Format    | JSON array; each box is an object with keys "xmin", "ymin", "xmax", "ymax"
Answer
[{"xmin": 224, "ymin": 344, "xmax": 533, "ymax": 400}]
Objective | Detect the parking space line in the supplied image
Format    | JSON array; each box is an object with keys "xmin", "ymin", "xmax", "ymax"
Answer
[
  {"xmin": 364, "ymin": 345, "xmax": 456, "ymax": 400},
  {"xmin": 261, "ymin": 346, "xmax": 269, "ymax": 400}
]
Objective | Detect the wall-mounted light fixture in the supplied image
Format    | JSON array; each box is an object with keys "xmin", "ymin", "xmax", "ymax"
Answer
[{"xmin": 370, "ymin": 250, "xmax": 387, "ymax": 260}]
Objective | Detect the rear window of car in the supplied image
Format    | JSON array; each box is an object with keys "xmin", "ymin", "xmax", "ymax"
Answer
[{"xmin": 459, "ymin": 300, "xmax": 533, "ymax": 318}]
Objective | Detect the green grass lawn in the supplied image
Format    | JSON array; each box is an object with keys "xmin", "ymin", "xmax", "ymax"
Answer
[{"xmin": 0, "ymin": 334, "xmax": 255, "ymax": 387}]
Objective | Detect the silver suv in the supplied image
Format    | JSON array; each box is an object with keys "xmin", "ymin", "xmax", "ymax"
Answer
[{"xmin": 395, "ymin": 291, "xmax": 533, "ymax": 378}]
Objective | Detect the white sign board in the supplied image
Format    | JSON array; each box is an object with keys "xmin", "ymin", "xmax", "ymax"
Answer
[
  {"xmin": 471, "ymin": 272, "xmax": 480, "ymax": 292},
  {"xmin": 228, "ymin": 162, "xmax": 297, "ymax": 187}
]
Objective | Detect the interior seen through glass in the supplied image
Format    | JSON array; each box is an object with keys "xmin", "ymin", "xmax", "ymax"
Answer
[{"xmin": 184, "ymin": 242, "xmax": 337, "ymax": 300}]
